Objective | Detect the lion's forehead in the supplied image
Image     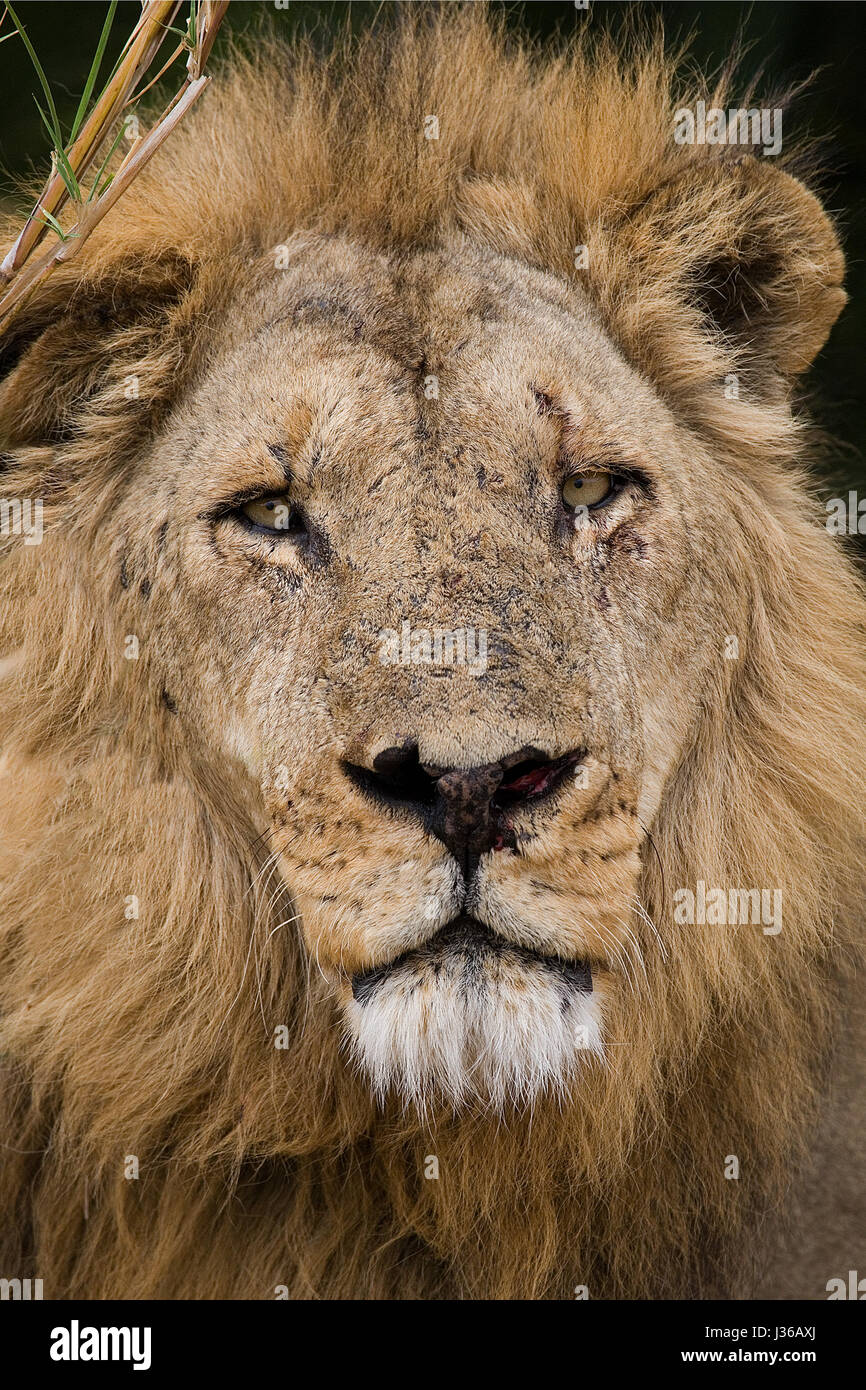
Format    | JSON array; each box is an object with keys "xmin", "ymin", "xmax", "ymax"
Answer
[{"xmin": 182, "ymin": 236, "xmax": 653, "ymax": 497}]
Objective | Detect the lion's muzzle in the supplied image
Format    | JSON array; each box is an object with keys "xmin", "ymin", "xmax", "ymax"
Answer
[{"xmin": 343, "ymin": 741, "xmax": 585, "ymax": 878}]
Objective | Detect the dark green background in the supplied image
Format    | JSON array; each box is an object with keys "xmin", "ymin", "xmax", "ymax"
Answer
[{"xmin": 1, "ymin": 1, "xmax": 864, "ymax": 502}]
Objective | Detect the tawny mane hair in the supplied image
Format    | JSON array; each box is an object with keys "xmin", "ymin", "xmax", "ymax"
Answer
[{"xmin": 1, "ymin": 4, "xmax": 864, "ymax": 1299}]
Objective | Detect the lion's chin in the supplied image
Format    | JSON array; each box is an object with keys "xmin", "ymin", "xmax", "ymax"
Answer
[{"xmin": 343, "ymin": 917, "xmax": 604, "ymax": 1112}]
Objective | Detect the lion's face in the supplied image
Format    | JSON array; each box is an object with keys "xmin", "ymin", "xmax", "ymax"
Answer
[{"xmin": 126, "ymin": 232, "xmax": 742, "ymax": 1107}]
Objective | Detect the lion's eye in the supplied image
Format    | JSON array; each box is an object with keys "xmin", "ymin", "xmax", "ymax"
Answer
[
  {"xmin": 560, "ymin": 470, "xmax": 616, "ymax": 510},
  {"xmin": 240, "ymin": 493, "xmax": 299, "ymax": 533}
]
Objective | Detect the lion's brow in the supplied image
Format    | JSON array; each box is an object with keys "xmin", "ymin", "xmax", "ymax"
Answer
[{"xmin": 265, "ymin": 442, "xmax": 296, "ymax": 483}]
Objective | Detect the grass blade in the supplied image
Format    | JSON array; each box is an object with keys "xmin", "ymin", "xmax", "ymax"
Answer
[
  {"xmin": 86, "ymin": 114, "xmax": 129, "ymax": 204},
  {"xmin": 36, "ymin": 209, "xmax": 75, "ymax": 242},
  {"xmin": 6, "ymin": 3, "xmax": 64, "ymax": 148},
  {"xmin": 34, "ymin": 101, "xmax": 82, "ymax": 201},
  {"xmin": 69, "ymin": 0, "xmax": 118, "ymax": 144}
]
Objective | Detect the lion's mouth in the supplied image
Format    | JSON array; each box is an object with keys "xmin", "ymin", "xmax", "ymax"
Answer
[{"xmin": 351, "ymin": 914, "xmax": 593, "ymax": 1005}]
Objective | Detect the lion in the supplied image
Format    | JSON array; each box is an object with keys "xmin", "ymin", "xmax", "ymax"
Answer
[{"xmin": 0, "ymin": 5, "xmax": 864, "ymax": 1301}]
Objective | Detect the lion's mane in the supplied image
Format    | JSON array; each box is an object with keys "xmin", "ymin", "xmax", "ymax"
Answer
[{"xmin": 1, "ymin": 5, "xmax": 864, "ymax": 1299}]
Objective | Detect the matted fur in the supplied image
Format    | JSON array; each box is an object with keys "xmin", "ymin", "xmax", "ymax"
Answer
[{"xmin": 0, "ymin": 4, "xmax": 864, "ymax": 1300}]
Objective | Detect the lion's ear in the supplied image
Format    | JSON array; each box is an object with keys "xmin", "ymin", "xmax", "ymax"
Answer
[
  {"xmin": 592, "ymin": 155, "xmax": 846, "ymax": 400},
  {"xmin": 0, "ymin": 250, "xmax": 197, "ymax": 450}
]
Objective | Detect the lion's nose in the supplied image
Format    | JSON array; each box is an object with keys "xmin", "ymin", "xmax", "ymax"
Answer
[{"xmin": 343, "ymin": 741, "xmax": 583, "ymax": 878}]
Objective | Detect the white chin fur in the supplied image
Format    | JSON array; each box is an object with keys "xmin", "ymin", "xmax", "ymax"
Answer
[{"xmin": 343, "ymin": 947, "xmax": 603, "ymax": 1112}]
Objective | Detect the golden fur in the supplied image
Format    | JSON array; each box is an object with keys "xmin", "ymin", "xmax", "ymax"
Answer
[{"xmin": 0, "ymin": 5, "xmax": 864, "ymax": 1299}]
